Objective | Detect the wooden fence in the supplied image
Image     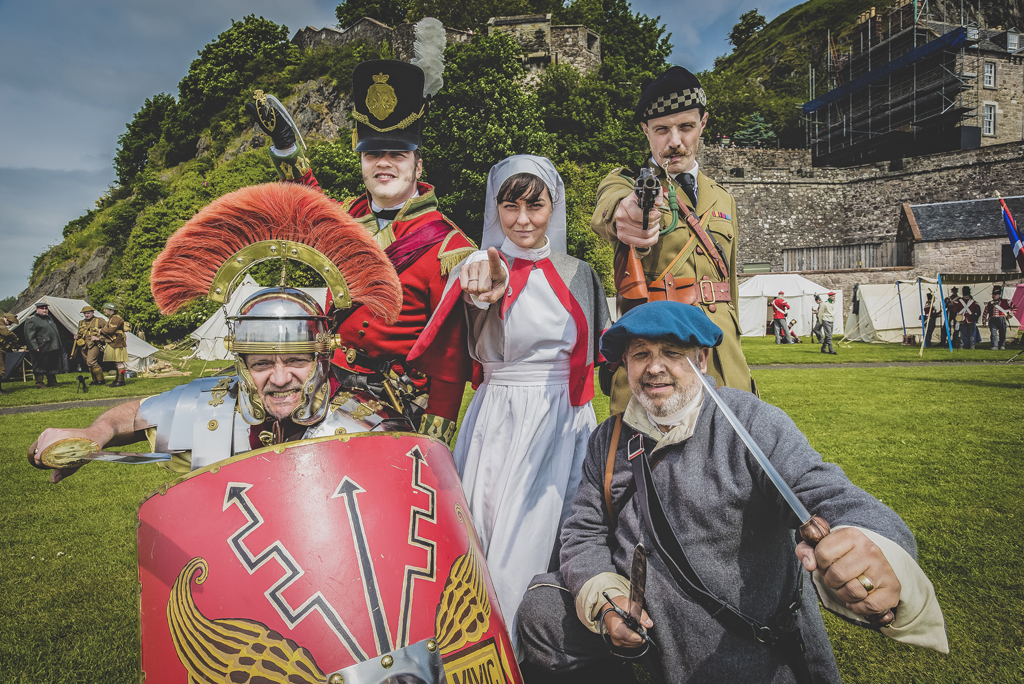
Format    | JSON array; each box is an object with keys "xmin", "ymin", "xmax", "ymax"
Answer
[{"xmin": 782, "ymin": 242, "xmax": 910, "ymax": 271}]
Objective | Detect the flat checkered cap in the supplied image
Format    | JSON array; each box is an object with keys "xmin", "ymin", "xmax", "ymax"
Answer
[{"xmin": 634, "ymin": 66, "xmax": 706, "ymax": 124}]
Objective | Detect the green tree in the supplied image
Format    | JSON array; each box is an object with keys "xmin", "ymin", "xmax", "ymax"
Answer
[
  {"xmin": 421, "ymin": 33, "xmax": 551, "ymax": 239},
  {"xmin": 61, "ymin": 209, "xmax": 98, "ymax": 239},
  {"xmin": 731, "ymin": 112, "xmax": 775, "ymax": 147},
  {"xmin": 536, "ymin": 64, "xmax": 647, "ymax": 168},
  {"xmin": 164, "ymin": 15, "xmax": 297, "ymax": 165},
  {"xmin": 335, "ymin": 0, "xmax": 410, "ymax": 28},
  {"xmin": 114, "ymin": 94, "xmax": 176, "ymax": 185},
  {"xmin": 728, "ymin": 9, "xmax": 767, "ymax": 50},
  {"xmin": 306, "ymin": 140, "xmax": 364, "ymax": 202}
]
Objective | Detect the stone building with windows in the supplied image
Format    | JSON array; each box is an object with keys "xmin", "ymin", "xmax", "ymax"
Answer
[
  {"xmin": 975, "ymin": 26, "xmax": 1024, "ymax": 146},
  {"xmin": 291, "ymin": 15, "xmax": 601, "ymax": 79},
  {"xmin": 804, "ymin": 1, "xmax": 1024, "ymax": 167}
]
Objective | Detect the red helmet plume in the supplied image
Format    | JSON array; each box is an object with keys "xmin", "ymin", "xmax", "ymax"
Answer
[{"xmin": 150, "ymin": 183, "xmax": 402, "ymax": 323}]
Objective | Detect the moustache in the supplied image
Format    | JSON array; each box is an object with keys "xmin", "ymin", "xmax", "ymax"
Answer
[{"xmin": 640, "ymin": 372, "xmax": 677, "ymax": 387}]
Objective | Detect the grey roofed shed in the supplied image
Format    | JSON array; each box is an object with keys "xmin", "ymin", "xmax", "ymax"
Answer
[{"xmin": 897, "ymin": 195, "xmax": 1024, "ymax": 242}]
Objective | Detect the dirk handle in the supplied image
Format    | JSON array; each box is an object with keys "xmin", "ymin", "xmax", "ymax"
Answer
[{"xmin": 799, "ymin": 515, "xmax": 896, "ymax": 627}]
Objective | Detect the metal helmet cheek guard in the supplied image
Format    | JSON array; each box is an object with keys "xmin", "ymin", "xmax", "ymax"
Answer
[
  {"xmin": 150, "ymin": 183, "xmax": 403, "ymax": 416},
  {"xmin": 227, "ymin": 287, "xmax": 334, "ymax": 425}
]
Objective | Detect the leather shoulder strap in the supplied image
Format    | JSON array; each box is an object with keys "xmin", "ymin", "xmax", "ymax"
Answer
[{"xmin": 604, "ymin": 413, "xmax": 623, "ymax": 528}]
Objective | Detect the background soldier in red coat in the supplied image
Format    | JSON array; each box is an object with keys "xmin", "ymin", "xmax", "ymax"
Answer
[
  {"xmin": 248, "ymin": 23, "xmax": 474, "ymax": 444},
  {"xmin": 772, "ymin": 291, "xmax": 791, "ymax": 344},
  {"xmin": 954, "ymin": 286, "xmax": 982, "ymax": 350},
  {"xmin": 982, "ymin": 286, "xmax": 1015, "ymax": 350}
]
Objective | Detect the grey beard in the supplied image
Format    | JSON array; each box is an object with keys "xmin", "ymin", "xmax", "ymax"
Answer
[{"xmin": 635, "ymin": 377, "xmax": 701, "ymax": 419}]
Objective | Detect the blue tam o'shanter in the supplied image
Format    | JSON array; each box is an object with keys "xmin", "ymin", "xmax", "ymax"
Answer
[{"xmin": 600, "ymin": 301, "xmax": 723, "ymax": 362}]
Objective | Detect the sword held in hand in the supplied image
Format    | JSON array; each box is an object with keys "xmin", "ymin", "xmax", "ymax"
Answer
[{"xmin": 684, "ymin": 358, "xmax": 896, "ymax": 627}]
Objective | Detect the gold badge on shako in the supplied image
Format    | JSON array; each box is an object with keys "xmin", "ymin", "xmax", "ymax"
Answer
[{"xmin": 367, "ymin": 73, "xmax": 398, "ymax": 121}]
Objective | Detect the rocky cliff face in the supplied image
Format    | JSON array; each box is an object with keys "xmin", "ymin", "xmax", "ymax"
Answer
[{"xmin": 15, "ymin": 247, "xmax": 112, "ymax": 310}]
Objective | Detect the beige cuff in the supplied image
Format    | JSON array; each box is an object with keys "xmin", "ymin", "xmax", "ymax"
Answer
[
  {"xmin": 813, "ymin": 525, "xmax": 949, "ymax": 653},
  {"xmin": 574, "ymin": 572, "xmax": 631, "ymax": 634}
]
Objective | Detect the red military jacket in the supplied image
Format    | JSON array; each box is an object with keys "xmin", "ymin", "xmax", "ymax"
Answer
[
  {"xmin": 296, "ymin": 170, "xmax": 476, "ymax": 421},
  {"xmin": 772, "ymin": 298, "xmax": 790, "ymax": 320},
  {"xmin": 982, "ymin": 298, "xmax": 1015, "ymax": 324},
  {"xmin": 954, "ymin": 297, "xmax": 981, "ymax": 324}
]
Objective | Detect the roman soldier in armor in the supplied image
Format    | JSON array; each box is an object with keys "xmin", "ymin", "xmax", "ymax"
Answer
[
  {"xmin": 73, "ymin": 304, "xmax": 107, "ymax": 384},
  {"xmin": 28, "ymin": 181, "xmax": 403, "ymax": 483},
  {"xmin": 246, "ymin": 19, "xmax": 474, "ymax": 445},
  {"xmin": 982, "ymin": 285, "xmax": 1016, "ymax": 350}
]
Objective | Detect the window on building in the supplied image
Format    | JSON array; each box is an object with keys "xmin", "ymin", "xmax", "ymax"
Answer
[
  {"xmin": 1003, "ymin": 245, "xmax": 1018, "ymax": 271},
  {"xmin": 1009, "ymin": 32, "xmax": 1020, "ymax": 51},
  {"xmin": 983, "ymin": 62, "xmax": 995, "ymax": 87},
  {"xmin": 983, "ymin": 104, "xmax": 997, "ymax": 136}
]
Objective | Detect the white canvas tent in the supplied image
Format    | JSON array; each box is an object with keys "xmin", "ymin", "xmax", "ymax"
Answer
[
  {"xmin": 738, "ymin": 274, "xmax": 844, "ymax": 338},
  {"xmin": 844, "ymin": 278, "xmax": 1020, "ymax": 344},
  {"xmin": 190, "ymin": 276, "xmax": 329, "ymax": 360},
  {"xmin": 11, "ymin": 295, "xmax": 159, "ymax": 372}
]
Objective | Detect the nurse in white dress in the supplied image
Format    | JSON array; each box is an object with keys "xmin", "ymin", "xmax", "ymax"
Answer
[{"xmin": 412, "ymin": 155, "xmax": 611, "ymax": 653}]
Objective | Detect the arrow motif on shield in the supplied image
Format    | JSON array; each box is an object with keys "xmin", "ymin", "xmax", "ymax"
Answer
[{"xmin": 223, "ymin": 482, "xmax": 368, "ymax": 662}]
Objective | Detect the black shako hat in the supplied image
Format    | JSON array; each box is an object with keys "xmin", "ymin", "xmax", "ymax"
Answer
[
  {"xmin": 634, "ymin": 66, "xmax": 707, "ymax": 125},
  {"xmin": 351, "ymin": 60, "xmax": 427, "ymax": 152}
]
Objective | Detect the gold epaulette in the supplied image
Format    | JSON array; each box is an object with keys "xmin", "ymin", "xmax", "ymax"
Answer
[{"xmin": 437, "ymin": 229, "xmax": 478, "ymax": 276}]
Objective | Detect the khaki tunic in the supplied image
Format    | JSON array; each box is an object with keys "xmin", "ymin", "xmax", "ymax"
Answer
[
  {"xmin": 74, "ymin": 316, "xmax": 106, "ymax": 369},
  {"xmin": 0, "ymin": 320, "xmax": 18, "ymax": 377},
  {"xmin": 592, "ymin": 164, "xmax": 753, "ymax": 412},
  {"xmin": 101, "ymin": 314, "xmax": 129, "ymax": 363}
]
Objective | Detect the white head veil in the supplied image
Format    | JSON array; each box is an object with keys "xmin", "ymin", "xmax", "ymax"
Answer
[{"xmin": 481, "ymin": 155, "xmax": 567, "ymax": 253}]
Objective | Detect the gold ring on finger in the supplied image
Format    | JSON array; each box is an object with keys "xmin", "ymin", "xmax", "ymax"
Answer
[{"xmin": 856, "ymin": 574, "xmax": 875, "ymax": 593}]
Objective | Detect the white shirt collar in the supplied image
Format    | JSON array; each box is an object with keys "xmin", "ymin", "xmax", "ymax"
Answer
[
  {"xmin": 370, "ymin": 190, "xmax": 420, "ymax": 214},
  {"xmin": 500, "ymin": 235, "xmax": 550, "ymax": 262},
  {"xmin": 651, "ymin": 157, "xmax": 699, "ymax": 184}
]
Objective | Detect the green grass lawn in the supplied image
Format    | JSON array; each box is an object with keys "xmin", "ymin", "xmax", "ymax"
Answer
[
  {"xmin": 2, "ymin": 365, "xmax": 1022, "ymax": 682},
  {"xmin": 741, "ymin": 335, "xmax": 1023, "ymax": 365},
  {"xmin": 0, "ymin": 353, "xmax": 232, "ymax": 408}
]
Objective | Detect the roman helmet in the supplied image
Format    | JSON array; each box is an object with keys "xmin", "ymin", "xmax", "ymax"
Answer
[{"xmin": 150, "ymin": 182, "xmax": 402, "ymax": 426}]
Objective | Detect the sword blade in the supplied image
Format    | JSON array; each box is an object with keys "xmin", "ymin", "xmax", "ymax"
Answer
[
  {"xmin": 627, "ymin": 543, "xmax": 647, "ymax": 624},
  {"xmin": 685, "ymin": 358, "xmax": 812, "ymax": 524},
  {"xmin": 40, "ymin": 437, "xmax": 172, "ymax": 468}
]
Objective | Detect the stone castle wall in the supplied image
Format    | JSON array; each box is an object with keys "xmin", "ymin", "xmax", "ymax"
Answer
[
  {"xmin": 292, "ymin": 20, "xmax": 473, "ymax": 62},
  {"xmin": 699, "ymin": 140, "xmax": 1024, "ymax": 272}
]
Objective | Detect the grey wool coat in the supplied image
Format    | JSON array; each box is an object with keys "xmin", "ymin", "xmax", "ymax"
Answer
[{"xmin": 558, "ymin": 383, "xmax": 916, "ymax": 683}]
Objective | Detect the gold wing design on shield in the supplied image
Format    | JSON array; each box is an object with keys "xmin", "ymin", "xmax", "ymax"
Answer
[{"xmin": 167, "ymin": 557, "xmax": 327, "ymax": 684}]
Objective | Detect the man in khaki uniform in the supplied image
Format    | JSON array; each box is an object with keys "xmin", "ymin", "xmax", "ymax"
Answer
[
  {"xmin": 592, "ymin": 66, "xmax": 753, "ymax": 411},
  {"xmin": 0, "ymin": 311, "xmax": 19, "ymax": 394},
  {"xmin": 100, "ymin": 303, "xmax": 129, "ymax": 387},
  {"xmin": 73, "ymin": 305, "xmax": 107, "ymax": 385}
]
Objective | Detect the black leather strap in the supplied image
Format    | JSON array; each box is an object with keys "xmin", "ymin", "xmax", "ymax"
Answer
[{"xmin": 627, "ymin": 434, "xmax": 815, "ymax": 683}]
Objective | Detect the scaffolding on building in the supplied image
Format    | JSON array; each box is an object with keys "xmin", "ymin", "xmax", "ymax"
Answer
[{"xmin": 803, "ymin": 0, "xmax": 980, "ymax": 167}]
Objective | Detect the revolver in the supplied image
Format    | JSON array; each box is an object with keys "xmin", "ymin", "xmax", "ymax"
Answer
[{"xmin": 634, "ymin": 167, "xmax": 661, "ymax": 233}]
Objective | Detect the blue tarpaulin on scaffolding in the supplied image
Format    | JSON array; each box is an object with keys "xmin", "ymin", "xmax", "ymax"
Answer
[{"xmin": 802, "ymin": 27, "xmax": 966, "ymax": 114}]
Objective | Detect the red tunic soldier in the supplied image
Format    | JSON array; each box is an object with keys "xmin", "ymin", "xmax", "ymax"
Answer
[
  {"xmin": 982, "ymin": 285, "xmax": 1016, "ymax": 350},
  {"xmin": 954, "ymin": 286, "xmax": 982, "ymax": 350},
  {"xmin": 772, "ymin": 291, "xmax": 791, "ymax": 344},
  {"xmin": 248, "ymin": 48, "xmax": 474, "ymax": 444}
]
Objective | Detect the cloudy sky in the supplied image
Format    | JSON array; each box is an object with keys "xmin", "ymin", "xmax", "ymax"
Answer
[{"xmin": 0, "ymin": 0, "xmax": 802, "ymax": 301}]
